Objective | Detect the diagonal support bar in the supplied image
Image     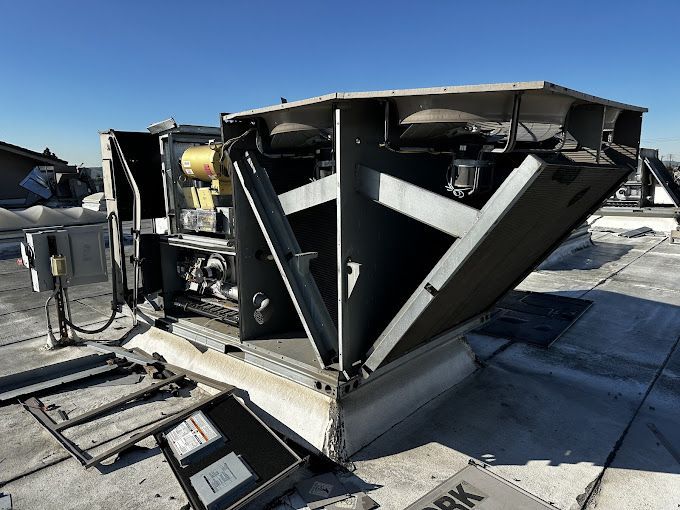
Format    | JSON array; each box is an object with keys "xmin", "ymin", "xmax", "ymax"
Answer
[
  {"xmin": 362, "ymin": 156, "xmax": 546, "ymax": 374},
  {"xmin": 279, "ymin": 174, "xmax": 336, "ymax": 215},
  {"xmin": 232, "ymin": 151, "xmax": 338, "ymax": 366},
  {"xmin": 356, "ymin": 165, "xmax": 479, "ymax": 237}
]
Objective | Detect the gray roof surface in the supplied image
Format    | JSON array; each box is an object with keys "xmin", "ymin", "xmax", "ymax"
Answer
[{"xmin": 0, "ymin": 229, "xmax": 678, "ymax": 509}]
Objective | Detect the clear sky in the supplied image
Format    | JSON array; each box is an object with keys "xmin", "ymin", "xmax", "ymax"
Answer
[{"xmin": 1, "ymin": 0, "xmax": 679, "ymax": 166}]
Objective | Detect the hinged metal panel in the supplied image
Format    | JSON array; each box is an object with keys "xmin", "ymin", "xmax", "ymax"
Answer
[{"xmin": 363, "ymin": 155, "xmax": 631, "ymax": 372}]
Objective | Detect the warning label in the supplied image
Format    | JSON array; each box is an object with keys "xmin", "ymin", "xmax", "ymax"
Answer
[{"xmin": 167, "ymin": 412, "xmax": 220, "ymax": 457}]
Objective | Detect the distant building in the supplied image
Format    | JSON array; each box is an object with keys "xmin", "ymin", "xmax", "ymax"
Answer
[
  {"xmin": 81, "ymin": 166, "xmax": 104, "ymax": 192},
  {"xmin": 0, "ymin": 140, "xmax": 69, "ymax": 207}
]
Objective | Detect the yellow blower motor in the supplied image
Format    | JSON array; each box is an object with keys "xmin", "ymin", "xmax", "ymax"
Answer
[
  {"xmin": 180, "ymin": 144, "xmax": 223, "ymax": 182},
  {"xmin": 180, "ymin": 144, "xmax": 233, "ymax": 208}
]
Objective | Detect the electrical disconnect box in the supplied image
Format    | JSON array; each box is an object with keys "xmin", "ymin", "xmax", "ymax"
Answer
[
  {"xmin": 190, "ymin": 452, "xmax": 257, "ymax": 510},
  {"xmin": 157, "ymin": 394, "xmax": 303, "ymax": 510},
  {"xmin": 21, "ymin": 225, "xmax": 108, "ymax": 292}
]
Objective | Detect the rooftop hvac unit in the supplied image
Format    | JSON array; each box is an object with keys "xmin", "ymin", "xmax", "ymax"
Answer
[{"xmin": 101, "ymin": 81, "xmax": 645, "ymax": 457}]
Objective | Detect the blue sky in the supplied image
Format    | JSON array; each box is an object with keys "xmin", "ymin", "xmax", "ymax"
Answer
[{"xmin": 1, "ymin": 0, "xmax": 679, "ymax": 166}]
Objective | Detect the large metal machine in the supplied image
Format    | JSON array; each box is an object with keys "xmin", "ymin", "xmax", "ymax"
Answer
[
  {"xmin": 100, "ymin": 81, "xmax": 645, "ymax": 403},
  {"xmin": 603, "ymin": 147, "xmax": 680, "ymax": 208}
]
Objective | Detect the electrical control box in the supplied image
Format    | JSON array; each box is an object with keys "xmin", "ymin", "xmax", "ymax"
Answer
[
  {"xmin": 166, "ymin": 411, "xmax": 225, "ymax": 467},
  {"xmin": 21, "ymin": 225, "xmax": 108, "ymax": 292},
  {"xmin": 157, "ymin": 394, "xmax": 303, "ymax": 510},
  {"xmin": 190, "ymin": 452, "xmax": 257, "ymax": 510},
  {"xmin": 22, "ymin": 228, "xmax": 70, "ymax": 291}
]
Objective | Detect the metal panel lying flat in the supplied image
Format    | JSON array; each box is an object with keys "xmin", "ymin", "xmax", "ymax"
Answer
[
  {"xmin": 404, "ymin": 461, "xmax": 558, "ymax": 509},
  {"xmin": 364, "ymin": 155, "xmax": 631, "ymax": 372},
  {"xmin": 477, "ymin": 290, "xmax": 593, "ymax": 346},
  {"xmin": 619, "ymin": 226, "xmax": 654, "ymax": 238},
  {"xmin": 0, "ymin": 354, "xmax": 117, "ymax": 402},
  {"xmin": 21, "ymin": 374, "xmax": 189, "ymax": 467},
  {"xmin": 23, "ymin": 386, "xmax": 236, "ymax": 470}
]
